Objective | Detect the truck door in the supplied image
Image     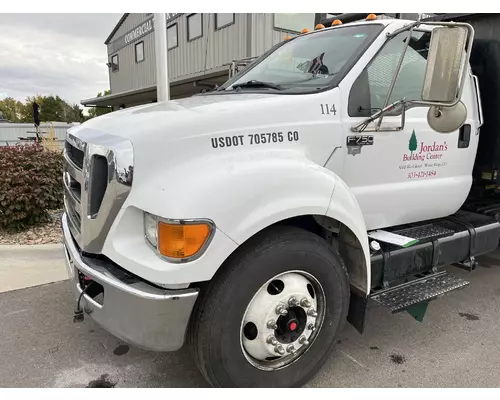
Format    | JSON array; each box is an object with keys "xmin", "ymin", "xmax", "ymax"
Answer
[{"xmin": 337, "ymin": 29, "xmax": 478, "ymax": 231}]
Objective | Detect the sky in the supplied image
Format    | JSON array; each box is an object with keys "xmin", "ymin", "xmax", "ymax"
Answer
[{"xmin": 0, "ymin": 13, "xmax": 122, "ymax": 109}]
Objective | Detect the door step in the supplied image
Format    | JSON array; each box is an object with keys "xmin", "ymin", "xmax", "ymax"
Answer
[
  {"xmin": 391, "ymin": 223, "xmax": 455, "ymax": 243},
  {"xmin": 371, "ymin": 271, "xmax": 469, "ymax": 313}
]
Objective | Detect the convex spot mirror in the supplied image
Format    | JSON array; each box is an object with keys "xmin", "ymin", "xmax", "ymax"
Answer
[
  {"xmin": 427, "ymin": 101, "xmax": 467, "ymax": 134},
  {"xmin": 422, "ymin": 26, "xmax": 468, "ymax": 104}
]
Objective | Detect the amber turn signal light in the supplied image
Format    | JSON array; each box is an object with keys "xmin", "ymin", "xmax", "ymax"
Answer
[{"xmin": 158, "ymin": 222, "xmax": 212, "ymax": 259}]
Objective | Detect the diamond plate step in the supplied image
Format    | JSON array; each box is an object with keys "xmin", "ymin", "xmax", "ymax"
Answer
[
  {"xmin": 392, "ymin": 223, "xmax": 455, "ymax": 242},
  {"xmin": 371, "ymin": 272, "xmax": 469, "ymax": 313}
]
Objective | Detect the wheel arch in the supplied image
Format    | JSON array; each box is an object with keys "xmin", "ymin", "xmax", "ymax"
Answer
[{"xmin": 217, "ymin": 211, "xmax": 370, "ymax": 296}]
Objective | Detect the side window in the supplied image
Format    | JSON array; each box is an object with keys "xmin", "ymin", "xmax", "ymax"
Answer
[
  {"xmin": 111, "ymin": 54, "xmax": 119, "ymax": 72},
  {"xmin": 215, "ymin": 13, "xmax": 234, "ymax": 30},
  {"xmin": 187, "ymin": 13, "xmax": 203, "ymax": 41},
  {"xmin": 135, "ymin": 41, "xmax": 144, "ymax": 63},
  {"xmin": 349, "ymin": 31, "xmax": 431, "ymax": 117},
  {"xmin": 167, "ymin": 23, "xmax": 178, "ymax": 49}
]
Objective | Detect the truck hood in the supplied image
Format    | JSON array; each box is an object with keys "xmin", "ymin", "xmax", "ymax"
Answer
[
  {"xmin": 70, "ymin": 89, "xmax": 342, "ymax": 187},
  {"xmin": 73, "ymin": 93, "xmax": 281, "ymax": 143}
]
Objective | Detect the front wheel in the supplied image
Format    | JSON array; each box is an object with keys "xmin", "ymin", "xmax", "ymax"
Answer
[{"xmin": 188, "ymin": 226, "xmax": 350, "ymax": 387}]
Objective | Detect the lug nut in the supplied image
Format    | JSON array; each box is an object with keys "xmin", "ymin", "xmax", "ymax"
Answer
[
  {"xmin": 267, "ymin": 335, "xmax": 278, "ymax": 345},
  {"xmin": 307, "ymin": 308, "xmax": 318, "ymax": 317},
  {"xmin": 276, "ymin": 305, "xmax": 288, "ymax": 316},
  {"xmin": 275, "ymin": 345, "xmax": 285, "ymax": 355},
  {"xmin": 267, "ymin": 320, "xmax": 278, "ymax": 330},
  {"xmin": 288, "ymin": 296, "xmax": 299, "ymax": 307},
  {"xmin": 299, "ymin": 336, "xmax": 310, "ymax": 346},
  {"xmin": 286, "ymin": 345, "xmax": 296, "ymax": 354},
  {"xmin": 307, "ymin": 323, "xmax": 315, "ymax": 331},
  {"xmin": 300, "ymin": 298, "xmax": 311, "ymax": 308}
]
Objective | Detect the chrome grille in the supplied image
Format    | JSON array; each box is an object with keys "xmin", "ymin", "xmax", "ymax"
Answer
[
  {"xmin": 63, "ymin": 138, "xmax": 84, "ymax": 242},
  {"xmin": 64, "ymin": 140, "xmax": 84, "ymax": 169},
  {"xmin": 63, "ymin": 129, "xmax": 134, "ymax": 254}
]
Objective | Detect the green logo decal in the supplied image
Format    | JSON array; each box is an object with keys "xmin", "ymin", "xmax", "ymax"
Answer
[{"xmin": 409, "ymin": 130, "xmax": 418, "ymax": 156}]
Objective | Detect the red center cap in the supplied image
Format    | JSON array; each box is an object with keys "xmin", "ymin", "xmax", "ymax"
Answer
[{"xmin": 289, "ymin": 321, "xmax": 297, "ymax": 331}]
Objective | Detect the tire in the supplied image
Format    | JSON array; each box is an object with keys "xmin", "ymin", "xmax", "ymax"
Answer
[{"xmin": 188, "ymin": 225, "xmax": 350, "ymax": 388}]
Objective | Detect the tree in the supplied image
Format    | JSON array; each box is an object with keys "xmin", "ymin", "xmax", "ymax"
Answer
[
  {"xmin": 20, "ymin": 95, "xmax": 45, "ymax": 123},
  {"xmin": 18, "ymin": 95, "xmax": 84, "ymax": 124},
  {"xmin": 0, "ymin": 97, "xmax": 24, "ymax": 122},
  {"xmin": 87, "ymin": 90, "xmax": 113, "ymax": 119},
  {"xmin": 409, "ymin": 130, "xmax": 418, "ymax": 156}
]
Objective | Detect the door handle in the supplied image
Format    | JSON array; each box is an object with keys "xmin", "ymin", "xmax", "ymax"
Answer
[{"xmin": 458, "ymin": 124, "xmax": 471, "ymax": 149}]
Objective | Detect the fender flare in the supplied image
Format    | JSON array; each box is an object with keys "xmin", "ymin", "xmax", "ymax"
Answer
[{"xmin": 326, "ymin": 176, "xmax": 371, "ymax": 295}]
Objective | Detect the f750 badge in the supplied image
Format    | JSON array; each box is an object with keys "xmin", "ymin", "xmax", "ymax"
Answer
[{"xmin": 346, "ymin": 135, "xmax": 374, "ymax": 156}]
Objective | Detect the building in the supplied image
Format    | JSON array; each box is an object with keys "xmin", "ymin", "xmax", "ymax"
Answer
[{"xmin": 81, "ymin": 13, "xmax": 431, "ymax": 110}]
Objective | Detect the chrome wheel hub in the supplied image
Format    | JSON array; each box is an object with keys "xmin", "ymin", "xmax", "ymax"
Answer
[{"xmin": 240, "ymin": 271, "xmax": 325, "ymax": 371}]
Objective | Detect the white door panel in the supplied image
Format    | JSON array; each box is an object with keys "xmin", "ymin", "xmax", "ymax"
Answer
[{"xmin": 335, "ymin": 28, "xmax": 479, "ymax": 230}]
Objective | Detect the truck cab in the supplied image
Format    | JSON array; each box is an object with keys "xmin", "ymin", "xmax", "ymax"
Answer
[{"xmin": 62, "ymin": 14, "xmax": 500, "ymax": 388}]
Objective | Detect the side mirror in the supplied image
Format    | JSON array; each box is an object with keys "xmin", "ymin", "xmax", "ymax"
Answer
[{"xmin": 422, "ymin": 26, "xmax": 468, "ymax": 104}]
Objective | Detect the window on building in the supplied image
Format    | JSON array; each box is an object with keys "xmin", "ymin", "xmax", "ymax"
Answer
[
  {"xmin": 135, "ymin": 41, "xmax": 145, "ymax": 63},
  {"xmin": 187, "ymin": 13, "xmax": 203, "ymax": 41},
  {"xmin": 349, "ymin": 30, "xmax": 431, "ymax": 117},
  {"xmin": 215, "ymin": 13, "xmax": 234, "ymax": 30},
  {"xmin": 111, "ymin": 54, "xmax": 119, "ymax": 72},
  {"xmin": 167, "ymin": 23, "xmax": 178, "ymax": 49},
  {"xmin": 274, "ymin": 13, "xmax": 315, "ymax": 33}
]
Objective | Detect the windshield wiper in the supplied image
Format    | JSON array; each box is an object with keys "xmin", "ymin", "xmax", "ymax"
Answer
[{"xmin": 231, "ymin": 80, "xmax": 285, "ymax": 91}]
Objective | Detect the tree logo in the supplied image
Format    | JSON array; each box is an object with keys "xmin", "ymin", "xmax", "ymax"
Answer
[{"xmin": 409, "ymin": 130, "xmax": 418, "ymax": 156}]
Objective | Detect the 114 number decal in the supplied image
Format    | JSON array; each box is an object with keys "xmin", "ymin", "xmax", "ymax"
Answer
[{"xmin": 320, "ymin": 104, "xmax": 337, "ymax": 115}]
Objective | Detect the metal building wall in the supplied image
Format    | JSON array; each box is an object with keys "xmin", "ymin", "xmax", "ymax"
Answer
[
  {"xmin": 249, "ymin": 14, "xmax": 292, "ymax": 58},
  {"xmin": 168, "ymin": 13, "xmax": 248, "ymax": 80},
  {"xmin": 106, "ymin": 13, "xmax": 249, "ymax": 95},
  {"xmin": 107, "ymin": 13, "xmax": 157, "ymax": 95},
  {"xmin": 0, "ymin": 123, "xmax": 78, "ymax": 148}
]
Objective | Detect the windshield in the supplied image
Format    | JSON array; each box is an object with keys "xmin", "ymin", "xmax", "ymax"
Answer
[{"xmin": 224, "ymin": 24, "xmax": 384, "ymax": 93}]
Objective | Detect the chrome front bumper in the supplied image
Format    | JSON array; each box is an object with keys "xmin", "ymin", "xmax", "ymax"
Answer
[{"xmin": 62, "ymin": 213, "xmax": 199, "ymax": 352}]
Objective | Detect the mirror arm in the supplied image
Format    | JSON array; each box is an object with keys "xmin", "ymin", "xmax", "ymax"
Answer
[
  {"xmin": 386, "ymin": 21, "xmax": 420, "ymax": 39},
  {"xmin": 351, "ymin": 99, "xmax": 406, "ymax": 132},
  {"xmin": 376, "ymin": 27, "xmax": 415, "ymax": 130}
]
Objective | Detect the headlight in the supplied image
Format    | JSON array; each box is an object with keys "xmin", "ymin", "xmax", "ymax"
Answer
[
  {"xmin": 144, "ymin": 212, "xmax": 158, "ymax": 247},
  {"xmin": 143, "ymin": 212, "xmax": 214, "ymax": 262}
]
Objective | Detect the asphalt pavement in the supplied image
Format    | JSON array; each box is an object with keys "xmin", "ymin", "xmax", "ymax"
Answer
[{"xmin": 1, "ymin": 250, "xmax": 500, "ymax": 387}]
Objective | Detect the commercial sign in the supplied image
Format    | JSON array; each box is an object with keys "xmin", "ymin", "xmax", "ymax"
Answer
[
  {"xmin": 108, "ymin": 14, "xmax": 182, "ymax": 54},
  {"xmin": 124, "ymin": 18, "xmax": 153, "ymax": 44}
]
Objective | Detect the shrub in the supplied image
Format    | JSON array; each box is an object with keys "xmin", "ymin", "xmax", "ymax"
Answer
[{"xmin": 0, "ymin": 144, "xmax": 64, "ymax": 231}]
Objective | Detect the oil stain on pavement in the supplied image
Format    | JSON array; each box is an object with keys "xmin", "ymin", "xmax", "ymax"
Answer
[
  {"xmin": 86, "ymin": 374, "xmax": 116, "ymax": 388},
  {"xmin": 390, "ymin": 354, "xmax": 406, "ymax": 364},
  {"xmin": 458, "ymin": 312, "xmax": 480, "ymax": 321}
]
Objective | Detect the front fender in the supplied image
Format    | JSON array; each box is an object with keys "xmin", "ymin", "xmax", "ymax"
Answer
[
  {"xmin": 103, "ymin": 150, "xmax": 337, "ymax": 285},
  {"xmin": 140, "ymin": 150, "xmax": 337, "ymax": 244},
  {"xmin": 104, "ymin": 150, "xmax": 370, "ymax": 290}
]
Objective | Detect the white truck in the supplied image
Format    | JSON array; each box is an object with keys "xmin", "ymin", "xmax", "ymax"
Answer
[{"xmin": 62, "ymin": 13, "xmax": 500, "ymax": 387}]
